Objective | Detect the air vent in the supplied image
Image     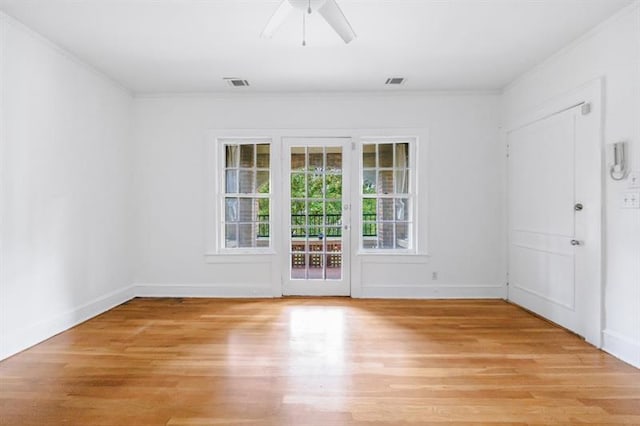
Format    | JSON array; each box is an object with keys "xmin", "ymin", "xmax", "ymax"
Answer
[
  {"xmin": 224, "ymin": 78, "xmax": 250, "ymax": 87},
  {"xmin": 385, "ymin": 77, "xmax": 406, "ymax": 86}
]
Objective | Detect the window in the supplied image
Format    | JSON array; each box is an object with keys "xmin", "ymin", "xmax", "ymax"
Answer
[
  {"xmin": 220, "ymin": 140, "xmax": 271, "ymax": 250},
  {"xmin": 361, "ymin": 140, "xmax": 414, "ymax": 251}
]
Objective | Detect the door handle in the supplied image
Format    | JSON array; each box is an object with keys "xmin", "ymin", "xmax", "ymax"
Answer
[{"xmin": 570, "ymin": 239, "xmax": 581, "ymax": 246}]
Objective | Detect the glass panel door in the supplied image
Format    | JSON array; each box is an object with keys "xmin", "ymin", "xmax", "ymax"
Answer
[{"xmin": 283, "ymin": 138, "xmax": 350, "ymax": 296}]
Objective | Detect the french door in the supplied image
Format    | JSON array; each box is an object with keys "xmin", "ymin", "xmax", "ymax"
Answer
[{"xmin": 282, "ymin": 137, "xmax": 351, "ymax": 296}]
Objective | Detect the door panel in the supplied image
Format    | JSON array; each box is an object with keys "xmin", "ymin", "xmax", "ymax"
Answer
[
  {"xmin": 508, "ymin": 109, "xmax": 580, "ymax": 333},
  {"xmin": 283, "ymin": 138, "xmax": 350, "ymax": 296}
]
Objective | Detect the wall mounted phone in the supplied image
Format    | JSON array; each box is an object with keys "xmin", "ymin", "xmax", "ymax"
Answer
[{"xmin": 609, "ymin": 141, "xmax": 628, "ymax": 181}]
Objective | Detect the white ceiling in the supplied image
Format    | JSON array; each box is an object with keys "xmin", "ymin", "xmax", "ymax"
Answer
[{"xmin": 0, "ymin": 0, "xmax": 632, "ymax": 93}]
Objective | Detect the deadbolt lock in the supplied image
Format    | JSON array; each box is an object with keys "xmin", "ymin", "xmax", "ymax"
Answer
[{"xmin": 574, "ymin": 203, "xmax": 584, "ymax": 211}]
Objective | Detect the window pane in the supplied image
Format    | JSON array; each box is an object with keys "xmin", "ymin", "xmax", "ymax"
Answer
[
  {"xmin": 258, "ymin": 199, "xmax": 269, "ymax": 220},
  {"xmin": 309, "ymin": 222, "xmax": 323, "ymax": 239},
  {"xmin": 225, "ymin": 198, "xmax": 238, "ymax": 222},
  {"xmin": 326, "ymin": 148, "xmax": 342, "ymax": 171},
  {"xmin": 308, "ymin": 254, "xmax": 324, "ymax": 279},
  {"xmin": 257, "ymin": 221, "xmax": 269, "ymax": 238},
  {"xmin": 326, "ymin": 201, "xmax": 342, "ymax": 221},
  {"xmin": 291, "ymin": 227, "xmax": 307, "ymax": 238},
  {"xmin": 240, "ymin": 144, "xmax": 254, "ymax": 168},
  {"xmin": 239, "ymin": 170, "xmax": 255, "ymax": 194},
  {"xmin": 362, "ymin": 198, "xmax": 377, "ymax": 220},
  {"xmin": 291, "ymin": 173, "xmax": 306, "ymax": 198},
  {"xmin": 256, "ymin": 144, "xmax": 270, "ymax": 168},
  {"xmin": 238, "ymin": 223, "xmax": 255, "ymax": 248},
  {"xmin": 377, "ymin": 222, "xmax": 395, "ymax": 248},
  {"xmin": 395, "ymin": 198, "xmax": 409, "ymax": 221},
  {"xmin": 226, "ymin": 145, "xmax": 239, "ymax": 168},
  {"xmin": 363, "ymin": 170, "xmax": 376, "ymax": 194},
  {"xmin": 362, "ymin": 238, "xmax": 377, "ymax": 249},
  {"xmin": 363, "ymin": 144, "xmax": 376, "ymax": 168},
  {"xmin": 291, "ymin": 253, "xmax": 307, "ymax": 279},
  {"xmin": 395, "ymin": 143, "xmax": 409, "ymax": 168},
  {"xmin": 291, "ymin": 241, "xmax": 307, "ymax": 253},
  {"xmin": 379, "ymin": 199, "xmax": 395, "ymax": 221},
  {"xmin": 291, "ymin": 147, "xmax": 306, "ymax": 171},
  {"xmin": 378, "ymin": 170, "xmax": 393, "ymax": 194},
  {"xmin": 308, "ymin": 205, "xmax": 323, "ymax": 232},
  {"xmin": 225, "ymin": 224, "xmax": 238, "ymax": 248},
  {"xmin": 325, "ymin": 227, "xmax": 341, "ymax": 239},
  {"xmin": 326, "ymin": 213, "xmax": 341, "ymax": 228},
  {"xmin": 309, "ymin": 147, "xmax": 323, "ymax": 170},
  {"xmin": 326, "ymin": 174, "xmax": 342, "ymax": 198},
  {"xmin": 225, "ymin": 170, "xmax": 238, "ymax": 193},
  {"xmin": 256, "ymin": 171, "xmax": 269, "ymax": 193},
  {"xmin": 394, "ymin": 169, "xmax": 409, "ymax": 193},
  {"xmin": 238, "ymin": 198, "xmax": 256, "ymax": 221},
  {"xmin": 307, "ymin": 174, "xmax": 323, "ymax": 199},
  {"xmin": 362, "ymin": 221, "xmax": 377, "ymax": 238},
  {"xmin": 378, "ymin": 144, "xmax": 393, "ymax": 167},
  {"xmin": 308, "ymin": 200, "xmax": 323, "ymax": 217},
  {"xmin": 291, "ymin": 200, "xmax": 306, "ymax": 214},
  {"xmin": 395, "ymin": 222, "xmax": 410, "ymax": 248}
]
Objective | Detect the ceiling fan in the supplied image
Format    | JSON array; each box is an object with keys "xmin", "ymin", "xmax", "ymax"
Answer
[{"xmin": 261, "ymin": 0, "xmax": 357, "ymax": 46}]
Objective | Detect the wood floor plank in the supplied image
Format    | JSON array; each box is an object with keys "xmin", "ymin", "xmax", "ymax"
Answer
[{"xmin": 1, "ymin": 298, "xmax": 638, "ymax": 425}]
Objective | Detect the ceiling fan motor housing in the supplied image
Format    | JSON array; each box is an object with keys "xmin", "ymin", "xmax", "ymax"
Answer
[{"xmin": 288, "ymin": 0, "xmax": 327, "ymax": 12}]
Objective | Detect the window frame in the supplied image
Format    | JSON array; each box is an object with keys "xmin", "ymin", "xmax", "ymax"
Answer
[
  {"xmin": 215, "ymin": 137, "xmax": 274, "ymax": 255},
  {"xmin": 357, "ymin": 137, "xmax": 419, "ymax": 255}
]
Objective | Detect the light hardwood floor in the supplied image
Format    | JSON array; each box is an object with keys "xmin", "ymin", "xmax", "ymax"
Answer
[{"xmin": 1, "ymin": 298, "xmax": 639, "ymax": 425}]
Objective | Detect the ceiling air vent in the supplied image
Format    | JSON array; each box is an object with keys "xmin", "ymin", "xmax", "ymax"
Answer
[
  {"xmin": 385, "ymin": 77, "xmax": 406, "ymax": 86},
  {"xmin": 224, "ymin": 78, "xmax": 250, "ymax": 87}
]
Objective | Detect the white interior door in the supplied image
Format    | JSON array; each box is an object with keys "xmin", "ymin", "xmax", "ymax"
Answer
[
  {"xmin": 508, "ymin": 103, "xmax": 601, "ymax": 344},
  {"xmin": 282, "ymin": 137, "xmax": 351, "ymax": 296}
]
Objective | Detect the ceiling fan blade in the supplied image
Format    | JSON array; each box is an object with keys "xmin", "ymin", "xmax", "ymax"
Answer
[
  {"xmin": 317, "ymin": 0, "xmax": 357, "ymax": 44},
  {"xmin": 261, "ymin": 0, "xmax": 295, "ymax": 39}
]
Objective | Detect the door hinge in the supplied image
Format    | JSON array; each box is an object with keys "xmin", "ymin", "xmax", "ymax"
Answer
[
  {"xmin": 351, "ymin": 142, "xmax": 356, "ymax": 151},
  {"xmin": 581, "ymin": 103, "xmax": 591, "ymax": 115},
  {"xmin": 506, "ymin": 144, "xmax": 510, "ymax": 158}
]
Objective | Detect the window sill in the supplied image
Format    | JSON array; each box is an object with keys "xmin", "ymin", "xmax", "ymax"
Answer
[
  {"xmin": 357, "ymin": 252, "xmax": 430, "ymax": 264},
  {"xmin": 205, "ymin": 251, "xmax": 276, "ymax": 264}
]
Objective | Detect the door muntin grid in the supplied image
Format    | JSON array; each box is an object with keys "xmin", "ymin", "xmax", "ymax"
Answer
[{"xmin": 290, "ymin": 146, "xmax": 343, "ymax": 280}]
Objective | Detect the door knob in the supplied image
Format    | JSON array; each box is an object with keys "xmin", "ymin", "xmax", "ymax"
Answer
[
  {"xmin": 574, "ymin": 203, "xmax": 584, "ymax": 211},
  {"xmin": 570, "ymin": 239, "xmax": 581, "ymax": 246}
]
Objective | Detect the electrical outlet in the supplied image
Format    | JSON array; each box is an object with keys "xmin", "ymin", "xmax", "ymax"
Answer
[
  {"xmin": 621, "ymin": 192, "xmax": 640, "ymax": 209},
  {"xmin": 628, "ymin": 171, "xmax": 640, "ymax": 189}
]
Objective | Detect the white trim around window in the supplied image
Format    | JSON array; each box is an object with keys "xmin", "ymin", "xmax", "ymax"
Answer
[{"xmin": 358, "ymin": 137, "xmax": 418, "ymax": 255}]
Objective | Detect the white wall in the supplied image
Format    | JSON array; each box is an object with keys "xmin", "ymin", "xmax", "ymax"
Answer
[
  {"xmin": 132, "ymin": 93, "xmax": 505, "ymax": 298},
  {"xmin": 502, "ymin": 3, "xmax": 640, "ymax": 367},
  {"xmin": 0, "ymin": 14, "xmax": 134, "ymax": 360}
]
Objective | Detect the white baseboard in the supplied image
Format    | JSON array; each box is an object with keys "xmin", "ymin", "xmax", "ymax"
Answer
[
  {"xmin": 0, "ymin": 285, "xmax": 134, "ymax": 361},
  {"xmin": 134, "ymin": 283, "xmax": 275, "ymax": 298},
  {"xmin": 602, "ymin": 329, "xmax": 640, "ymax": 368},
  {"xmin": 359, "ymin": 284, "xmax": 507, "ymax": 299},
  {"xmin": 135, "ymin": 283, "xmax": 506, "ymax": 299}
]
